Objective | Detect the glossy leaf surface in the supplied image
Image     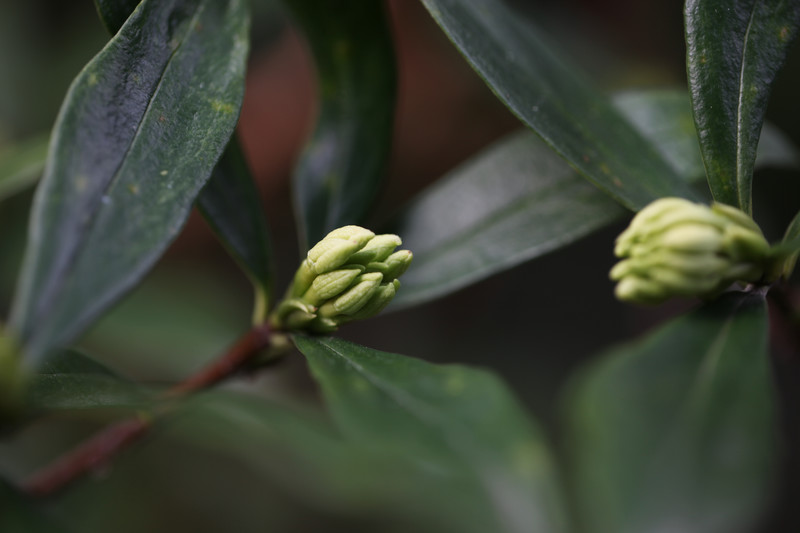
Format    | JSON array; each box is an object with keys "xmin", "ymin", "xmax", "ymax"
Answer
[
  {"xmin": 197, "ymin": 137, "xmax": 273, "ymax": 322},
  {"xmin": 287, "ymin": 0, "xmax": 396, "ymax": 249},
  {"xmin": 421, "ymin": 0, "xmax": 698, "ymax": 210},
  {"xmin": 389, "ymin": 130, "xmax": 625, "ymax": 309},
  {"xmin": 93, "ymin": 0, "xmax": 274, "ymax": 323},
  {"xmin": 9, "ymin": 0, "xmax": 249, "ymax": 362},
  {"xmin": 26, "ymin": 350, "xmax": 150, "ymax": 412},
  {"xmin": 567, "ymin": 290, "xmax": 774, "ymax": 533},
  {"xmin": 295, "ymin": 335, "xmax": 568, "ymax": 533},
  {"xmin": 685, "ymin": 0, "xmax": 800, "ymax": 213}
]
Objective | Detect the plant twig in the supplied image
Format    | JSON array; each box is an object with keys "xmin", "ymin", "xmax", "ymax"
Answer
[{"xmin": 22, "ymin": 323, "xmax": 274, "ymax": 498}]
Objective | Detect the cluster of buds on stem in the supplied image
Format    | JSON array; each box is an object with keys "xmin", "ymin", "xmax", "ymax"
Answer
[
  {"xmin": 610, "ymin": 197, "xmax": 772, "ymax": 304},
  {"xmin": 271, "ymin": 226, "xmax": 412, "ymax": 333}
]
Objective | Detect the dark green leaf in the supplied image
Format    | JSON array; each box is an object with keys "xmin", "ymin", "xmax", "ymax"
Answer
[
  {"xmin": 94, "ymin": 0, "xmax": 141, "ymax": 34},
  {"xmin": 26, "ymin": 350, "xmax": 150, "ymax": 412},
  {"xmin": 0, "ymin": 134, "xmax": 48, "ymax": 203},
  {"xmin": 197, "ymin": 136, "xmax": 273, "ymax": 322},
  {"xmin": 567, "ymin": 290, "xmax": 774, "ymax": 533},
  {"xmin": 389, "ymin": 130, "xmax": 625, "ymax": 309},
  {"xmin": 171, "ymin": 391, "xmax": 507, "ymax": 533},
  {"xmin": 0, "ymin": 479, "xmax": 72, "ymax": 533},
  {"xmin": 93, "ymin": 0, "xmax": 274, "ymax": 322},
  {"xmin": 613, "ymin": 91, "xmax": 705, "ymax": 182},
  {"xmin": 9, "ymin": 0, "xmax": 250, "ymax": 363},
  {"xmin": 421, "ymin": 0, "xmax": 698, "ymax": 210},
  {"xmin": 685, "ymin": 0, "xmax": 800, "ymax": 213},
  {"xmin": 294, "ymin": 335, "xmax": 569, "ymax": 533},
  {"xmin": 287, "ymin": 0, "xmax": 396, "ymax": 249}
]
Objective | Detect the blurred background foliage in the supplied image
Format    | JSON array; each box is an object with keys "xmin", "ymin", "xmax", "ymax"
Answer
[{"xmin": 1, "ymin": 0, "xmax": 799, "ymax": 531}]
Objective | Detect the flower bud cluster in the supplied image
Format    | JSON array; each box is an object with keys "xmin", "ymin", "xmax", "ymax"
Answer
[
  {"xmin": 610, "ymin": 198, "xmax": 770, "ymax": 304},
  {"xmin": 273, "ymin": 226, "xmax": 412, "ymax": 332}
]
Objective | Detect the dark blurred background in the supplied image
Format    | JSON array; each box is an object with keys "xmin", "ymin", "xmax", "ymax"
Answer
[{"xmin": 1, "ymin": 0, "xmax": 799, "ymax": 531}]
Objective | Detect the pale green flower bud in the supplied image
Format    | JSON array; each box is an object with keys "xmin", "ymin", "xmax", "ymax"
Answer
[
  {"xmin": 349, "ymin": 234, "xmax": 403, "ymax": 264},
  {"xmin": 318, "ymin": 272, "xmax": 383, "ymax": 318},
  {"xmin": 367, "ymin": 250, "xmax": 413, "ymax": 281},
  {"xmin": 275, "ymin": 225, "xmax": 412, "ymax": 332},
  {"xmin": 610, "ymin": 197, "xmax": 770, "ymax": 304},
  {"xmin": 302, "ymin": 265, "xmax": 365, "ymax": 306},
  {"xmin": 339, "ymin": 279, "xmax": 400, "ymax": 323}
]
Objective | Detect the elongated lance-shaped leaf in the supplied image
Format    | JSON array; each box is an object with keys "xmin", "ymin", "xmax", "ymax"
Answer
[
  {"xmin": 567, "ymin": 290, "xmax": 775, "ymax": 533},
  {"xmin": 197, "ymin": 137, "xmax": 273, "ymax": 324},
  {"xmin": 26, "ymin": 349, "xmax": 151, "ymax": 413},
  {"xmin": 287, "ymin": 0, "xmax": 396, "ymax": 250},
  {"xmin": 388, "ymin": 130, "xmax": 626, "ymax": 310},
  {"xmin": 9, "ymin": 0, "xmax": 250, "ymax": 364},
  {"xmin": 94, "ymin": 0, "xmax": 141, "ymax": 34},
  {"xmin": 93, "ymin": 0, "xmax": 274, "ymax": 324},
  {"xmin": 421, "ymin": 0, "xmax": 699, "ymax": 210},
  {"xmin": 685, "ymin": 0, "xmax": 800, "ymax": 214},
  {"xmin": 171, "ymin": 391, "xmax": 527, "ymax": 533},
  {"xmin": 294, "ymin": 336, "xmax": 569, "ymax": 533}
]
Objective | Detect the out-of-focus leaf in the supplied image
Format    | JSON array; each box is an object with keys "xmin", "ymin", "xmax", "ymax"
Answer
[
  {"xmin": 169, "ymin": 391, "xmax": 514, "ymax": 533},
  {"xmin": 94, "ymin": 0, "xmax": 141, "ymax": 34},
  {"xmin": 685, "ymin": 0, "xmax": 800, "ymax": 213},
  {"xmin": 287, "ymin": 0, "xmax": 396, "ymax": 249},
  {"xmin": 9, "ymin": 0, "xmax": 250, "ymax": 363},
  {"xmin": 421, "ymin": 0, "xmax": 698, "ymax": 210},
  {"xmin": 0, "ymin": 479, "xmax": 72, "ymax": 533},
  {"xmin": 294, "ymin": 335, "xmax": 569, "ymax": 533},
  {"xmin": 0, "ymin": 134, "xmax": 48, "ymax": 203},
  {"xmin": 26, "ymin": 350, "xmax": 150, "ymax": 412},
  {"xmin": 93, "ymin": 0, "xmax": 274, "ymax": 323},
  {"xmin": 613, "ymin": 91, "xmax": 705, "ymax": 182},
  {"xmin": 389, "ymin": 130, "xmax": 625, "ymax": 309},
  {"xmin": 614, "ymin": 90, "xmax": 800, "ymax": 182},
  {"xmin": 567, "ymin": 290, "xmax": 774, "ymax": 533},
  {"xmin": 78, "ymin": 265, "xmax": 247, "ymax": 380},
  {"xmin": 197, "ymin": 137, "xmax": 273, "ymax": 323}
]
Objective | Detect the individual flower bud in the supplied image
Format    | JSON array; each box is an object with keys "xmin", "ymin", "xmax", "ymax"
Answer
[
  {"xmin": 367, "ymin": 250, "xmax": 413, "ymax": 281},
  {"xmin": 339, "ymin": 279, "xmax": 400, "ymax": 323},
  {"xmin": 318, "ymin": 272, "xmax": 383, "ymax": 318},
  {"xmin": 302, "ymin": 265, "xmax": 365, "ymax": 306},
  {"xmin": 610, "ymin": 197, "xmax": 770, "ymax": 304},
  {"xmin": 349, "ymin": 234, "xmax": 402, "ymax": 264},
  {"xmin": 306, "ymin": 226, "xmax": 375, "ymax": 274}
]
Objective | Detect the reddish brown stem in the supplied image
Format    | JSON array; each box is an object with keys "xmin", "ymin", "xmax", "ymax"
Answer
[
  {"xmin": 21, "ymin": 323, "xmax": 273, "ymax": 498},
  {"xmin": 23, "ymin": 417, "xmax": 150, "ymax": 498}
]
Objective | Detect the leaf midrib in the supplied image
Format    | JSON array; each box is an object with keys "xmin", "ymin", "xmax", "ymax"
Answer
[{"xmin": 735, "ymin": 0, "xmax": 761, "ymax": 212}]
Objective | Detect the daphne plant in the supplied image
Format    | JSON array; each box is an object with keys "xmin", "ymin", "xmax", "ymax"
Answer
[
  {"xmin": 270, "ymin": 226, "xmax": 413, "ymax": 333},
  {"xmin": 610, "ymin": 197, "xmax": 775, "ymax": 304}
]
